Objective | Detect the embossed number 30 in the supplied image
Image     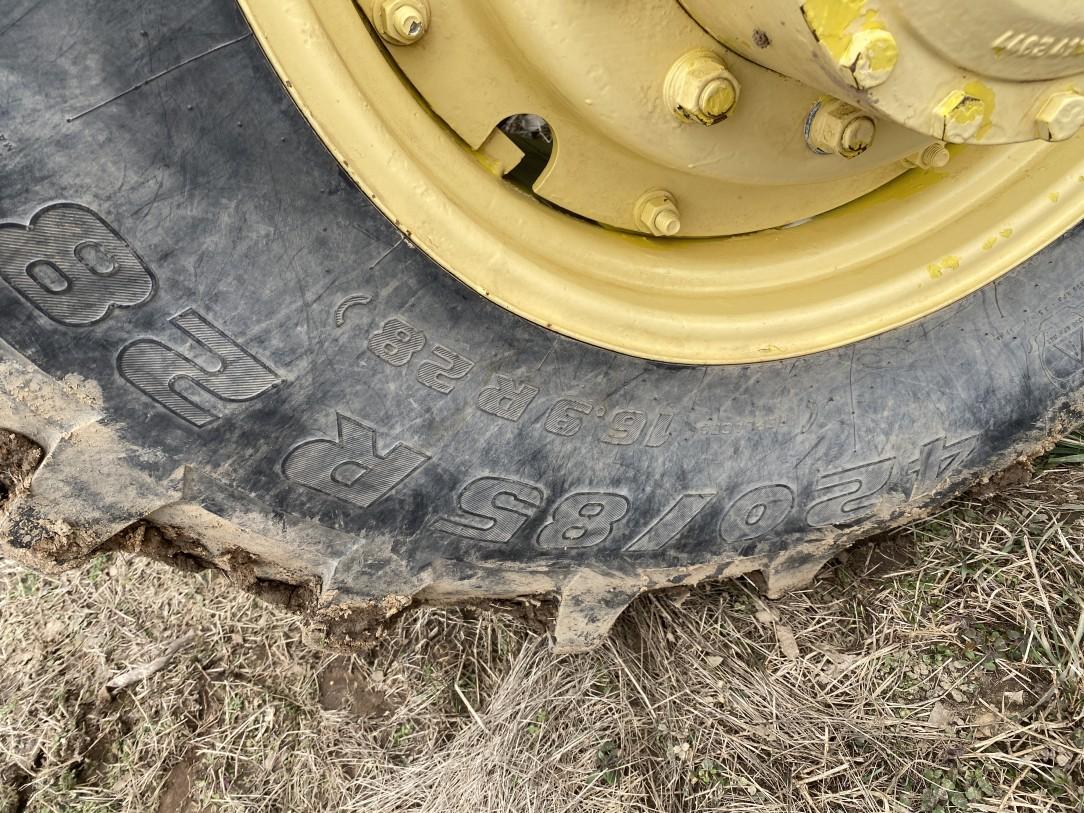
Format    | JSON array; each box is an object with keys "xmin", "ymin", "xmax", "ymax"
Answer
[{"xmin": 0, "ymin": 204, "xmax": 156, "ymax": 326}]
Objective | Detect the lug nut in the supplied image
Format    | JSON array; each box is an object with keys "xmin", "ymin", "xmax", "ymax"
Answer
[
  {"xmin": 906, "ymin": 142, "xmax": 951, "ymax": 170},
  {"xmin": 933, "ymin": 91, "xmax": 985, "ymax": 143},
  {"xmin": 839, "ymin": 29, "xmax": 899, "ymax": 90},
  {"xmin": 1036, "ymin": 92, "xmax": 1084, "ymax": 142},
  {"xmin": 375, "ymin": 0, "xmax": 430, "ymax": 46},
  {"xmin": 806, "ymin": 99, "xmax": 877, "ymax": 159},
  {"xmin": 664, "ymin": 49, "xmax": 740, "ymax": 126},
  {"xmin": 636, "ymin": 190, "xmax": 681, "ymax": 237}
]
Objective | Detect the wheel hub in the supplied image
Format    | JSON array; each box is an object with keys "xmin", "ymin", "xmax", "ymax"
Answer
[
  {"xmin": 680, "ymin": 0, "xmax": 1084, "ymax": 144},
  {"xmin": 354, "ymin": 0, "xmax": 938, "ymax": 236},
  {"xmin": 239, "ymin": 0, "xmax": 1084, "ymax": 363}
]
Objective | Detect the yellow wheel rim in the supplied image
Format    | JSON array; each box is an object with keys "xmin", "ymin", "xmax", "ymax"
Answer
[{"xmin": 240, "ymin": 0, "xmax": 1084, "ymax": 364}]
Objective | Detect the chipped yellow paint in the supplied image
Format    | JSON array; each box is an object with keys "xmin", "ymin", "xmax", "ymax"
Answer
[
  {"xmin": 963, "ymin": 81, "xmax": 996, "ymax": 139},
  {"xmin": 802, "ymin": 0, "xmax": 868, "ymax": 60},
  {"xmin": 1000, "ymin": 228, "xmax": 1015, "ymax": 239},
  {"xmin": 982, "ymin": 236, "xmax": 999, "ymax": 250},
  {"xmin": 935, "ymin": 88, "xmax": 989, "ymax": 142},
  {"xmin": 854, "ymin": 28, "xmax": 898, "ymax": 74},
  {"xmin": 1050, "ymin": 191, "xmax": 1061, "ymax": 203},
  {"xmin": 801, "ymin": 0, "xmax": 895, "ymax": 75},
  {"xmin": 936, "ymin": 84, "xmax": 992, "ymax": 143},
  {"xmin": 689, "ymin": 0, "xmax": 1084, "ymax": 144},
  {"xmin": 928, "ymin": 255, "xmax": 961, "ymax": 278}
]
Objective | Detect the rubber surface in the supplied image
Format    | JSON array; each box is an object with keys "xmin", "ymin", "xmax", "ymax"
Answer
[{"xmin": 2, "ymin": 0, "xmax": 1083, "ymax": 648}]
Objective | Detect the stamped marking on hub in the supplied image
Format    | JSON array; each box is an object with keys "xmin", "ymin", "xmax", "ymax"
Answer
[{"xmin": 992, "ymin": 31, "xmax": 1084, "ymax": 60}]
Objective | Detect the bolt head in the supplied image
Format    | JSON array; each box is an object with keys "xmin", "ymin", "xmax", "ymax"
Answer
[
  {"xmin": 840, "ymin": 29, "xmax": 899, "ymax": 90},
  {"xmin": 934, "ymin": 91, "xmax": 985, "ymax": 143},
  {"xmin": 376, "ymin": 0, "xmax": 429, "ymax": 46},
  {"xmin": 807, "ymin": 99, "xmax": 877, "ymax": 159},
  {"xmin": 841, "ymin": 117, "xmax": 876, "ymax": 155},
  {"xmin": 392, "ymin": 7, "xmax": 425, "ymax": 41},
  {"xmin": 636, "ymin": 191, "xmax": 681, "ymax": 237},
  {"xmin": 698, "ymin": 78, "xmax": 738, "ymax": 120},
  {"xmin": 1036, "ymin": 92, "xmax": 1084, "ymax": 142},
  {"xmin": 664, "ymin": 50, "xmax": 741, "ymax": 126}
]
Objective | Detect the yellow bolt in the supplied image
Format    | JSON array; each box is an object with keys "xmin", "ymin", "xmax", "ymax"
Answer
[
  {"xmin": 376, "ymin": 0, "xmax": 429, "ymax": 46},
  {"xmin": 841, "ymin": 117, "xmax": 876, "ymax": 155},
  {"xmin": 1036, "ymin": 92, "xmax": 1084, "ymax": 142},
  {"xmin": 840, "ymin": 29, "xmax": 899, "ymax": 90},
  {"xmin": 698, "ymin": 79, "xmax": 738, "ymax": 120},
  {"xmin": 933, "ymin": 91, "xmax": 985, "ymax": 143},
  {"xmin": 806, "ymin": 99, "xmax": 876, "ymax": 159},
  {"xmin": 636, "ymin": 191, "xmax": 681, "ymax": 237},
  {"xmin": 391, "ymin": 6, "xmax": 425, "ymax": 41},
  {"xmin": 664, "ymin": 50, "xmax": 741, "ymax": 126}
]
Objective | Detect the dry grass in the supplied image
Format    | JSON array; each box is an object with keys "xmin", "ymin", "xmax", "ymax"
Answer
[{"xmin": 1, "ymin": 459, "xmax": 1083, "ymax": 811}]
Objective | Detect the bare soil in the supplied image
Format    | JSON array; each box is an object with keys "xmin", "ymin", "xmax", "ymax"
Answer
[{"xmin": 0, "ymin": 432, "xmax": 41, "ymax": 508}]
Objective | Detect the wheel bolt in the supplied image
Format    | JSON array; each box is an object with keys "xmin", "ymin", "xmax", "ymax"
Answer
[
  {"xmin": 664, "ymin": 49, "xmax": 740, "ymax": 126},
  {"xmin": 636, "ymin": 190, "xmax": 682, "ymax": 237},
  {"xmin": 839, "ymin": 29, "xmax": 899, "ymax": 90},
  {"xmin": 376, "ymin": 0, "xmax": 430, "ymax": 46},
  {"xmin": 906, "ymin": 142, "xmax": 950, "ymax": 170},
  {"xmin": 1036, "ymin": 92, "xmax": 1084, "ymax": 142},
  {"xmin": 806, "ymin": 99, "xmax": 877, "ymax": 159},
  {"xmin": 933, "ymin": 91, "xmax": 985, "ymax": 143},
  {"xmin": 698, "ymin": 79, "xmax": 737, "ymax": 120}
]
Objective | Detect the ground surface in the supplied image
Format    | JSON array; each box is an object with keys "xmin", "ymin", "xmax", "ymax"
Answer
[{"xmin": 0, "ymin": 445, "xmax": 1082, "ymax": 812}]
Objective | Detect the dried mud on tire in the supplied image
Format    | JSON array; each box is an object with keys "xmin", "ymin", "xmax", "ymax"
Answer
[{"xmin": 2, "ymin": 0, "xmax": 1084, "ymax": 650}]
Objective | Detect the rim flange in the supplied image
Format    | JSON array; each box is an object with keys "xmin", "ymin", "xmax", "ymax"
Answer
[{"xmin": 240, "ymin": 0, "xmax": 1084, "ymax": 364}]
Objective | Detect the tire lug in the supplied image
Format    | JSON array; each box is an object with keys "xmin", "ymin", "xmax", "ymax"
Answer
[
  {"xmin": 664, "ymin": 49, "xmax": 740, "ymax": 126},
  {"xmin": 636, "ymin": 190, "xmax": 682, "ymax": 237},
  {"xmin": 806, "ymin": 99, "xmax": 876, "ymax": 159},
  {"xmin": 376, "ymin": 0, "xmax": 430, "ymax": 46}
]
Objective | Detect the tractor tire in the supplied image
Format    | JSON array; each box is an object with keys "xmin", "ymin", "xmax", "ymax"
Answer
[{"xmin": 1, "ymin": 0, "xmax": 1082, "ymax": 651}]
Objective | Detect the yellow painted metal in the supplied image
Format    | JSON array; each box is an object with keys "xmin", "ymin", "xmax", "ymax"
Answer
[
  {"xmin": 348, "ymin": 0, "xmax": 930, "ymax": 236},
  {"xmin": 679, "ymin": 0, "xmax": 1084, "ymax": 144},
  {"xmin": 239, "ymin": 0, "xmax": 1084, "ymax": 364}
]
